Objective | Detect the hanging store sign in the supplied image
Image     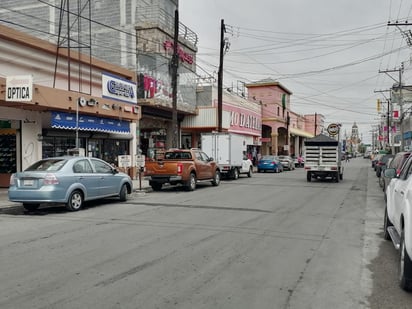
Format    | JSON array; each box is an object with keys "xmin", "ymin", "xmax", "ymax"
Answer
[
  {"xmin": 163, "ymin": 40, "xmax": 194, "ymax": 64},
  {"xmin": 6, "ymin": 75, "xmax": 33, "ymax": 102},
  {"xmin": 327, "ymin": 123, "xmax": 340, "ymax": 136},
  {"xmin": 102, "ymin": 73, "xmax": 137, "ymax": 104}
]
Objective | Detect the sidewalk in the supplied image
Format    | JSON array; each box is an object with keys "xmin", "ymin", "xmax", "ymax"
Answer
[{"xmin": 0, "ymin": 178, "xmax": 151, "ymax": 210}]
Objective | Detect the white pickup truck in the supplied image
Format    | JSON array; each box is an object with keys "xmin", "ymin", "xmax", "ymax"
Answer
[{"xmin": 384, "ymin": 154, "xmax": 412, "ymax": 291}]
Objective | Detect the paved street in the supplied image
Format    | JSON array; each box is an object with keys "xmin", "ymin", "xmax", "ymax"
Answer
[{"xmin": 1, "ymin": 158, "xmax": 412, "ymax": 308}]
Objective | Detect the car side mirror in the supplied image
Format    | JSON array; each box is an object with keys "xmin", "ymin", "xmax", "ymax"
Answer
[
  {"xmin": 208, "ymin": 157, "xmax": 214, "ymax": 162},
  {"xmin": 384, "ymin": 168, "xmax": 397, "ymax": 178}
]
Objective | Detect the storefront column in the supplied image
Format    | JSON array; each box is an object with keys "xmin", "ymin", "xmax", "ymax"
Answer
[
  {"xmin": 271, "ymin": 132, "xmax": 278, "ymax": 155},
  {"xmin": 294, "ymin": 137, "xmax": 300, "ymax": 156},
  {"xmin": 130, "ymin": 121, "xmax": 138, "ymax": 179}
]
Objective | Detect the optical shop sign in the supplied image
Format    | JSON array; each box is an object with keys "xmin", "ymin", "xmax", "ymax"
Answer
[{"xmin": 6, "ymin": 75, "xmax": 33, "ymax": 102}]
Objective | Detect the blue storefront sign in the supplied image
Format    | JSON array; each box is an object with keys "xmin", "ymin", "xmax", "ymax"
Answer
[{"xmin": 51, "ymin": 112, "xmax": 130, "ymax": 134}]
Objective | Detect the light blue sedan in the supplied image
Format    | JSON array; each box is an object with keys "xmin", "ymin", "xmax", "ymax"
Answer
[{"xmin": 8, "ymin": 156, "xmax": 133, "ymax": 211}]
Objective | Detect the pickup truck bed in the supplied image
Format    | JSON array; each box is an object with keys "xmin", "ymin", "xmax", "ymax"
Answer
[{"xmin": 144, "ymin": 148, "xmax": 221, "ymax": 191}]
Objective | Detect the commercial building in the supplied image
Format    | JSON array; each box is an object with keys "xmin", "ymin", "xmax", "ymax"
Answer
[{"xmin": 0, "ymin": 24, "xmax": 140, "ymax": 186}]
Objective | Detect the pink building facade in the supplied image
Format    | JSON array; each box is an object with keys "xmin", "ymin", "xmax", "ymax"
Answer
[{"xmin": 246, "ymin": 79, "xmax": 323, "ymax": 156}]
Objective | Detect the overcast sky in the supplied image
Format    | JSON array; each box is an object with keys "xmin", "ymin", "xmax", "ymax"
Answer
[{"xmin": 180, "ymin": 0, "xmax": 412, "ymax": 143}]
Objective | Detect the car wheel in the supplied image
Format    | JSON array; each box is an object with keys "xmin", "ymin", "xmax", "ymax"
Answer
[
  {"xmin": 186, "ymin": 173, "xmax": 196, "ymax": 191},
  {"xmin": 383, "ymin": 207, "xmax": 393, "ymax": 240},
  {"xmin": 119, "ymin": 184, "xmax": 128, "ymax": 202},
  {"xmin": 257, "ymin": 169, "xmax": 261, "ymax": 173},
  {"xmin": 23, "ymin": 203, "xmax": 40, "ymax": 211},
  {"xmin": 66, "ymin": 190, "xmax": 83, "ymax": 211},
  {"xmin": 232, "ymin": 168, "xmax": 239, "ymax": 180},
  {"xmin": 247, "ymin": 166, "xmax": 252, "ymax": 178},
  {"xmin": 399, "ymin": 229, "xmax": 412, "ymax": 291},
  {"xmin": 212, "ymin": 170, "xmax": 221, "ymax": 186}
]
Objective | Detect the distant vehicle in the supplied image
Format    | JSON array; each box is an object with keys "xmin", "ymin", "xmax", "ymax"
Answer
[
  {"xmin": 364, "ymin": 151, "xmax": 371, "ymax": 159},
  {"xmin": 201, "ymin": 132, "xmax": 253, "ymax": 179},
  {"xmin": 304, "ymin": 134, "xmax": 343, "ymax": 182},
  {"xmin": 294, "ymin": 155, "xmax": 305, "ymax": 167},
  {"xmin": 8, "ymin": 156, "xmax": 133, "ymax": 211},
  {"xmin": 383, "ymin": 155, "xmax": 412, "ymax": 291},
  {"xmin": 257, "ymin": 155, "xmax": 283, "ymax": 173},
  {"xmin": 278, "ymin": 155, "xmax": 295, "ymax": 171},
  {"xmin": 372, "ymin": 154, "xmax": 383, "ymax": 169},
  {"xmin": 375, "ymin": 154, "xmax": 394, "ymax": 177},
  {"xmin": 144, "ymin": 148, "xmax": 220, "ymax": 191}
]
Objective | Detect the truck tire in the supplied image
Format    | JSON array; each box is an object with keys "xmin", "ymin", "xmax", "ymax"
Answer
[
  {"xmin": 399, "ymin": 229, "xmax": 412, "ymax": 291},
  {"xmin": 212, "ymin": 170, "xmax": 221, "ymax": 186},
  {"xmin": 335, "ymin": 172, "xmax": 339, "ymax": 183},
  {"xmin": 383, "ymin": 207, "xmax": 393, "ymax": 240},
  {"xmin": 232, "ymin": 168, "xmax": 239, "ymax": 180},
  {"xmin": 247, "ymin": 166, "xmax": 253, "ymax": 178},
  {"xmin": 186, "ymin": 173, "xmax": 196, "ymax": 191},
  {"xmin": 306, "ymin": 172, "xmax": 311, "ymax": 182}
]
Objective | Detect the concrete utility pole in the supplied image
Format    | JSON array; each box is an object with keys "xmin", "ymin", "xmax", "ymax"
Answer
[
  {"xmin": 171, "ymin": 9, "xmax": 179, "ymax": 148},
  {"xmin": 217, "ymin": 19, "xmax": 226, "ymax": 132},
  {"xmin": 378, "ymin": 65, "xmax": 404, "ymax": 151}
]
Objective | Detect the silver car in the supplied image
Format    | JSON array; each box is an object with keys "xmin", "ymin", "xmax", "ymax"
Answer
[
  {"xmin": 8, "ymin": 156, "xmax": 133, "ymax": 211},
  {"xmin": 278, "ymin": 155, "xmax": 295, "ymax": 171}
]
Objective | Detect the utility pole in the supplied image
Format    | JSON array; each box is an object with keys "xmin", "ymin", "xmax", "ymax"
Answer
[
  {"xmin": 171, "ymin": 9, "xmax": 179, "ymax": 147},
  {"xmin": 378, "ymin": 65, "xmax": 404, "ymax": 152},
  {"xmin": 218, "ymin": 19, "xmax": 227, "ymax": 132}
]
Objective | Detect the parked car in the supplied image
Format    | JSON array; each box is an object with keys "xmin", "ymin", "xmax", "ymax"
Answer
[
  {"xmin": 372, "ymin": 153, "xmax": 383, "ymax": 169},
  {"xmin": 278, "ymin": 155, "xmax": 295, "ymax": 171},
  {"xmin": 8, "ymin": 156, "xmax": 133, "ymax": 211},
  {"xmin": 257, "ymin": 155, "xmax": 283, "ymax": 173},
  {"xmin": 382, "ymin": 152, "xmax": 411, "ymax": 197},
  {"xmin": 383, "ymin": 155, "xmax": 412, "ymax": 291},
  {"xmin": 375, "ymin": 154, "xmax": 394, "ymax": 177}
]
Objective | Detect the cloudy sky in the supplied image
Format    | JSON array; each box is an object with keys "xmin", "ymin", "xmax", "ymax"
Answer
[{"xmin": 180, "ymin": 0, "xmax": 412, "ymax": 143}]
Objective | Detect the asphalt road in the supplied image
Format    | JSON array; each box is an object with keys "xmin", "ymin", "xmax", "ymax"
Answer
[{"xmin": 1, "ymin": 158, "xmax": 411, "ymax": 308}]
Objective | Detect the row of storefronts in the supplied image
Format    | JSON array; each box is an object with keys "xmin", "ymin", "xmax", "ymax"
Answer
[{"xmin": 0, "ymin": 11, "xmax": 322, "ymax": 187}]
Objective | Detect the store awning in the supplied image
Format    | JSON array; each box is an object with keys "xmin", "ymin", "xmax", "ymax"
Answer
[
  {"xmin": 51, "ymin": 112, "xmax": 130, "ymax": 134},
  {"xmin": 290, "ymin": 128, "xmax": 314, "ymax": 138}
]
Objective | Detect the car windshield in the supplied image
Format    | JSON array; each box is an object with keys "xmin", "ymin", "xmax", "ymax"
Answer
[
  {"xmin": 261, "ymin": 156, "xmax": 274, "ymax": 161},
  {"xmin": 25, "ymin": 159, "xmax": 67, "ymax": 172}
]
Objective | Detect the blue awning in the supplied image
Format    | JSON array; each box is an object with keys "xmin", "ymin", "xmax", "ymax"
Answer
[{"xmin": 51, "ymin": 112, "xmax": 130, "ymax": 134}]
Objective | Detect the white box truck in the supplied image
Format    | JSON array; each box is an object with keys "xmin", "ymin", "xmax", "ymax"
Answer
[
  {"xmin": 304, "ymin": 134, "xmax": 343, "ymax": 182},
  {"xmin": 201, "ymin": 132, "xmax": 253, "ymax": 179}
]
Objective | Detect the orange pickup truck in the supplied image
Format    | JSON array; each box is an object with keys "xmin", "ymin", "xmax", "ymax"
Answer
[{"xmin": 144, "ymin": 148, "xmax": 221, "ymax": 191}]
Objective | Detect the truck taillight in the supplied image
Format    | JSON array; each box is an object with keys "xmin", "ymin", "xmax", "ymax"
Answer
[
  {"xmin": 177, "ymin": 163, "xmax": 183, "ymax": 174},
  {"xmin": 44, "ymin": 173, "xmax": 59, "ymax": 185}
]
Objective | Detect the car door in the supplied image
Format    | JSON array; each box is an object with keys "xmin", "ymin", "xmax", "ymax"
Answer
[
  {"xmin": 72, "ymin": 159, "xmax": 100, "ymax": 198},
  {"xmin": 391, "ymin": 157, "xmax": 412, "ymax": 229},
  {"xmin": 90, "ymin": 158, "xmax": 118, "ymax": 196}
]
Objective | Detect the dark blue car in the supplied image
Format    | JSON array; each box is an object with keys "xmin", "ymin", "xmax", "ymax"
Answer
[{"xmin": 257, "ymin": 155, "xmax": 283, "ymax": 173}]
